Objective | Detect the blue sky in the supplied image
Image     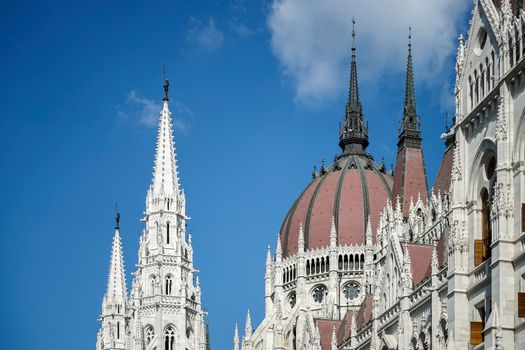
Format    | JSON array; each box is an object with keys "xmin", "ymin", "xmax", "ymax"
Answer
[{"xmin": 0, "ymin": 1, "xmax": 471, "ymax": 349}]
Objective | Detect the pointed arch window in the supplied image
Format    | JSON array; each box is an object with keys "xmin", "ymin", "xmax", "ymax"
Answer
[
  {"xmin": 117, "ymin": 322, "xmax": 120, "ymax": 339},
  {"xmin": 167, "ymin": 222, "xmax": 170, "ymax": 244},
  {"xmin": 481, "ymin": 188, "xmax": 491, "ymax": 260},
  {"xmin": 165, "ymin": 275, "xmax": 173, "ymax": 295},
  {"xmin": 145, "ymin": 326, "xmax": 155, "ymax": 345},
  {"xmin": 165, "ymin": 326, "xmax": 176, "ymax": 350}
]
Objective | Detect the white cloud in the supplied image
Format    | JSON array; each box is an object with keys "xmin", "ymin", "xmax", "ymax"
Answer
[
  {"xmin": 187, "ymin": 18, "xmax": 225, "ymax": 52},
  {"xmin": 267, "ymin": 0, "xmax": 470, "ymax": 105},
  {"xmin": 117, "ymin": 91, "xmax": 193, "ymax": 132}
]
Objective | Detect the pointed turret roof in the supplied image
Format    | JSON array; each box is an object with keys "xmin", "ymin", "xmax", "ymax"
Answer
[
  {"xmin": 398, "ymin": 27, "xmax": 422, "ymax": 147},
  {"xmin": 105, "ymin": 213, "xmax": 127, "ymax": 304},
  {"xmin": 339, "ymin": 19, "xmax": 369, "ymax": 154},
  {"xmin": 150, "ymin": 79, "xmax": 180, "ymax": 198}
]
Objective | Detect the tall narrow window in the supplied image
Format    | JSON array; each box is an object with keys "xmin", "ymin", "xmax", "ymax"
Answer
[
  {"xmin": 471, "ymin": 307, "xmax": 485, "ymax": 345},
  {"xmin": 165, "ymin": 275, "xmax": 173, "ymax": 295},
  {"xmin": 117, "ymin": 322, "xmax": 120, "ymax": 339},
  {"xmin": 481, "ymin": 189, "xmax": 491, "ymax": 261},
  {"xmin": 165, "ymin": 326, "xmax": 176, "ymax": 350},
  {"xmin": 166, "ymin": 222, "xmax": 170, "ymax": 244}
]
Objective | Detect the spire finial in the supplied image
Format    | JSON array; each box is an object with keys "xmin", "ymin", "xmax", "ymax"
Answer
[
  {"xmin": 351, "ymin": 17, "xmax": 356, "ymax": 56},
  {"xmin": 114, "ymin": 202, "xmax": 120, "ymax": 230},
  {"xmin": 408, "ymin": 25, "xmax": 412, "ymax": 53},
  {"xmin": 163, "ymin": 66, "xmax": 169, "ymax": 102}
]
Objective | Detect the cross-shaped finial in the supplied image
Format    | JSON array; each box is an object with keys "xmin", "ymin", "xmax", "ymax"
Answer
[{"xmin": 115, "ymin": 202, "xmax": 120, "ymax": 230}]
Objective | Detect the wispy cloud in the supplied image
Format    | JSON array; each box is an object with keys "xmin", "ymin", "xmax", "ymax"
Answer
[
  {"xmin": 187, "ymin": 17, "xmax": 224, "ymax": 52},
  {"xmin": 267, "ymin": 0, "xmax": 470, "ymax": 105},
  {"xmin": 117, "ymin": 91, "xmax": 193, "ymax": 133}
]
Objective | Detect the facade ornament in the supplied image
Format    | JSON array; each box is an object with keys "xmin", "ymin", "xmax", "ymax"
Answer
[
  {"xmin": 491, "ymin": 182, "xmax": 514, "ymax": 220},
  {"xmin": 451, "ymin": 142, "xmax": 462, "ymax": 182},
  {"xmin": 496, "ymin": 96, "xmax": 508, "ymax": 142},
  {"xmin": 455, "ymin": 34, "xmax": 466, "ymax": 98}
]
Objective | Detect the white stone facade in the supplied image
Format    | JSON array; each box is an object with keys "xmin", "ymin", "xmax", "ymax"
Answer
[
  {"xmin": 96, "ymin": 82, "xmax": 206, "ymax": 350},
  {"xmin": 236, "ymin": 1, "xmax": 525, "ymax": 349}
]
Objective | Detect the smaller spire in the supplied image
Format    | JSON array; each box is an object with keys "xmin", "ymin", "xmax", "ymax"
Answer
[
  {"xmin": 275, "ymin": 234, "xmax": 283, "ymax": 262},
  {"xmin": 399, "ymin": 26, "xmax": 422, "ymax": 147},
  {"xmin": 266, "ymin": 245, "xmax": 272, "ymax": 264},
  {"xmin": 244, "ymin": 310, "xmax": 252, "ymax": 339},
  {"xmin": 298, "ymin": 223, "xmax": 305, "ymax": 253},
  {"xmin": 233, "ymin": 323, "xmax": 240, "ymax": 350},
  {"xmin": 365, "ymin": 215, "xmax": 372, "ymax": 246},
  {"xmin": 330, "ymin": 216, "xmax": 337, "ymax": 247}
]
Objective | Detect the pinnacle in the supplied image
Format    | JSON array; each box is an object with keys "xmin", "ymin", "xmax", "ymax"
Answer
[{"xmin": 105, "ymin": 226, "xmax": 128, "ymax": 305}]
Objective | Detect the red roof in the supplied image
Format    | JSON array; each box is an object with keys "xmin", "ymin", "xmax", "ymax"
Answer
[
  {"xmin": 280, "ymin": 155, "xmax": 392, "ymax": 257},
  {"xmin": 355, "ymin": 294, "xmax": 373, "ymax": 331},
  {"xmin": 433, "ymin": 143, "xmax": 454, "ymax": 195},
  {"xmin": 316, "ymin": 319, "xmax": 342, "ymax": 350},
  {"xmin": 406, "ymin": 243, "xmax": 434, "ymax": 286},
  {"xmin": 392, "ymin": 146, "xmax": 428, "ymax": 217}
]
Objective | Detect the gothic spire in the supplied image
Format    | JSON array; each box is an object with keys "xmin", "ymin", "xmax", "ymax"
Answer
[
  {"xmin": 399, "ymin": 27, "xmax": 422, "ymax": 146},
  {"xmin": 339, "ymin": 18, "xmax": 369, "ymax": 154},
  {"xmin": 149, "ymin": 79, "xmax": 180, "ymax": 200},
  {"xmin": 105, "ymin": 213, "xmax": 128, "ymax": 305}
]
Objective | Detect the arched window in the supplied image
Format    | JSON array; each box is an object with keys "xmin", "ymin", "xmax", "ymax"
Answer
[
  {"xmin": 481, "ymin": 188, "xmax": 491, "ymax": 261},
  {"xmin": 469, "ymin": 76, "xmax": 473, "ymax": 109},
  {"xmin": 165, "ymin": 275, "xmax": 173, "ymax": 295},
  {"xmin": 491, "ymin": 51, "xmax": 495, "ymax": 88},
  {"xmin": 150, "ymin": 275, "xmax": 156, "ymax": 296},
  {"xmin": 306, "ymin": 260, "xmax": 310, "ymax": 275},
  {"xmin": 166, "ymin": 222, "xmax": 170, "ymax": 244},
  {"xmin": 480, "ymin": 64, "xmax": 485, "ymax": 97},
  {"xmin": 117, "ymin": 322, "xmax": 120, "ymax": 339},
  {"xmin": 474, "ymin": 70, "xmax": 479, "ymax": 104},
  {"xmin": 145, "ymin": 326, "xmax": 155, "ymax": 345},
  {"xmin": 165, "ymin": 326, "xmax": 176, "ymax": 350}
]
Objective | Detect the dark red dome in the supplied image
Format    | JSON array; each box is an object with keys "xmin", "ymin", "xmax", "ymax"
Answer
[{"xmin": 279, "ymin": 154, "xmax": 393, "ymax": 257}]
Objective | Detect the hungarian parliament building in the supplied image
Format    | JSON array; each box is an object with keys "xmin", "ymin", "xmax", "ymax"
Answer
[{"xmin": 95, "ymin": 0, "xmax": 525, "ymax": 349}]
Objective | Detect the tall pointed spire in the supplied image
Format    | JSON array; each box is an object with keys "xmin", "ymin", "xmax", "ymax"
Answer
[
  {"xmin": 392, "ymin": 28, "xmax": 428, "ymax": 216},
  {"xmin": 149, "ymin": 79, "xmax": 180, "ymax": 200},
  {"xmin": 398, "ymin": 27, "xmax": 422, "ymax": 146},
  {"xmin": 339, "ymin": 18, "xmax": 369, "ymax": 154},
  {"xmin": 105, "ymin": 212, "xmax": 127, "ymax": 304}
]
